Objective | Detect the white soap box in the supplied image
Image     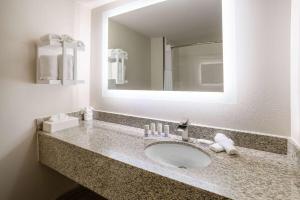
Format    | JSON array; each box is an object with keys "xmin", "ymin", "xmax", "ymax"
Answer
[{"xmin": 43, "ymin": 116, "xmax": 79, "ymax": 133}]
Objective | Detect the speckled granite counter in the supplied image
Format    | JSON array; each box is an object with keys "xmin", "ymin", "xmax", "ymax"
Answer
[{"xmin": 38, "ymin": 120, "xmax": 300, "ymax": 200}]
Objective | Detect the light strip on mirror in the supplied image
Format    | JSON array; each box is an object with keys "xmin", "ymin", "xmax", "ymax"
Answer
[{"xmin": 101, "ymin": 0, "xmax": 237, "ymax": 104}]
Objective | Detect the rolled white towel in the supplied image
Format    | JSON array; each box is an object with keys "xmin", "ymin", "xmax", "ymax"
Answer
[
  {"xmin": 197, "ymin": 139, "xmax": 214, "ymax": 145},
  {"xmin": 209, "ymin": 143, "xmax": 225, "ymax": 153},
  {"xmin": 40, "ymin": 34, "xmax": 61, "ymax": 42},
  {"xmin": 61, "ymin": 34, "xmax": 75, "ymax": 43},
  {"xmin": 214, "ymin": 133, "xmax": 238, "ymax": 155}
]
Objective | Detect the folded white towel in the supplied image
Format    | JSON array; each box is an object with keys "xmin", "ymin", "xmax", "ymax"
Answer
[
  {"xmin": 209, "ymin": 143, "xmax": 225, "ymax": 153},
  {"xmin": 214, "ymin": 133, "xmax": 238, "ymax": 155},
  {"xmin": 197, "ymin": 139, "xmax": 214, "ymax": 145}
]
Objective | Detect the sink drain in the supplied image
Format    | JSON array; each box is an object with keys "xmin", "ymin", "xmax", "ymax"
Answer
[{"xmin": 178, "ymin": 166, "xmax": 187, "ymax": 169}]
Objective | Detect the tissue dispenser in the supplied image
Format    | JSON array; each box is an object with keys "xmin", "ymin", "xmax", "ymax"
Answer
[{"xmin": 43, "ymin": 117, "xmax": 79, "ymax": 133}]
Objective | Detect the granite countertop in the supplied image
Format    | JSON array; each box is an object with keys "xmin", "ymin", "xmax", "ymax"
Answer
[{"xmin": 38, "ymin": 120, "xmax": 300, "ymax": 200}]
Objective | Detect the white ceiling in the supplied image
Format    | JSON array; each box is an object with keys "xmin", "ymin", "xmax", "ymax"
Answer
[
  {"xmin": 111, "ymin": 0, "xmax": 222, "ymax": 46},
  {"xmin": 76, "ymin": 0, "xmax": 117, "ymax": 9}
]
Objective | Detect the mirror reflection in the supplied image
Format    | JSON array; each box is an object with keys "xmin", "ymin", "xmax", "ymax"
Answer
[{"xmin": 108, "ymin": 0, "xmax": 223, "ymax": 92}]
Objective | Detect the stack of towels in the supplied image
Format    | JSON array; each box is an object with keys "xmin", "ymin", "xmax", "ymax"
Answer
[
  {"xmin": 83, "ymin": 107, "xmax": 93, "ymax": 121},
  {"xmin": 40, "ymin": 34, "xmax": 85, "ymax": 48},
  {"xmin": 39, "ymin": 34, "xmax": 85, "ymax": 81},
  {"xmin": 209, "ymin": 133, "xmax": 238, "ymax": 155}
]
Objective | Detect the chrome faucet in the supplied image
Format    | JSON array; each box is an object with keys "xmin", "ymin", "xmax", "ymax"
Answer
[{"xmin": 176, "ymin": 119, "xmax": 189, "ymax": 141}]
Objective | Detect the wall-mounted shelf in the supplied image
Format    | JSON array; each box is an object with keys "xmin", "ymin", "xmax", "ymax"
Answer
[
  {"xmin": 36, "ymin": 80, "xmax": 62, "ymax": 85},
  {"xmin": 36, "ymin": 79, "xmax": 85, "ymax": 85},
  {"xmin": 62, "ymin": 80, "xmax": 85, "ymax": 85},
  {"xmin": 36, "ymin": 34, "xmax": 85, "ymax": 86}
]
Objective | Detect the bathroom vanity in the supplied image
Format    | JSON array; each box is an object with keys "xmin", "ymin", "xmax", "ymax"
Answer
[{"xmin": 38, "ymin": 120, "xmax": 300, "ymax": 200}]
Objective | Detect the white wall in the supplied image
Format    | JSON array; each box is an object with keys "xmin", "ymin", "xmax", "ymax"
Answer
[
  {"xmin": 0, "ymin": 0, "xmax": 90, "ymax": 199},
  {"xmin": 91, "ymin": 0, "xmax": 291, "ymax": 137},
  {"xmin": 291, "ymin": 0, "xmax": 300, "ymax": 146},
  {"xmin": 150, "ymin": 37, "xmax": 164, "ymax": 90},
  {"xmin": 108, "ymin": 20, "xmax": 151, "ymax": 90}
]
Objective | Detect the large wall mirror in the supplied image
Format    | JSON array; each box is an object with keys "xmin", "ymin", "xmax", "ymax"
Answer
[{"xmin": 107, "ymin": 0, "xmax": 223, "ymax": 92}]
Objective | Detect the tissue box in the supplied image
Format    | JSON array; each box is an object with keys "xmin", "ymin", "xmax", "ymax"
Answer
[{"xmin": 43, "ymin": 117, "xmax": 79, "ymax": 133}]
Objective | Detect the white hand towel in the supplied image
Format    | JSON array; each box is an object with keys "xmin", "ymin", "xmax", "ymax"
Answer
[
  {"xmin": 214, "ymin": 133, "xmax": 238, "ymax": 155},
  {"xmin": 209, "ymin": 143, "xmax": 225, "ymax": 153},
  {"xmin": 58, "ymin": 55, "xmax": 74, "ymax": 80},
  {"xmin": 39, "ymin": 55, "xmax": 58, "ymax": 80}
]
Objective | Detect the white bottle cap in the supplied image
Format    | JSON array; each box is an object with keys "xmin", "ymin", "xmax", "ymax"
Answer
[
  {"xmin": 157, "ymin": 123, "xmax": 162, "ymax": 135},
  {"xmin": 150, "ymin": 123, "xmax": 156, "ymax": 135},
  {"xmin": 144, "ymin": 125, "xmax": 149, "ymax": 137}
]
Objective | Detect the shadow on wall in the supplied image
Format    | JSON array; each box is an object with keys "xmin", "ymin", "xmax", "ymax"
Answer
[{"xmin": 0, "ymin": 122, "xmax": 76, "ymax": 200}]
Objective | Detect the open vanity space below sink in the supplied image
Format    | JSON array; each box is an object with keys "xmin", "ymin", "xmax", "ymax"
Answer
[{"xmin": 38, "ymin": 120, "xmax": 300, "ymax": 200}]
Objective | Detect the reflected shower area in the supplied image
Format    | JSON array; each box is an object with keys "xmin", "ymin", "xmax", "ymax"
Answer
[{"xmin": 107, "ymin": 0, "xmax": 223, "ymax": 92}]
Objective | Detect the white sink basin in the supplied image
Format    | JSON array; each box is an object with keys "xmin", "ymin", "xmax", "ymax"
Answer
[{"xmin": 145, "ymin": 142, "xmax": 211, "ymax": 169}]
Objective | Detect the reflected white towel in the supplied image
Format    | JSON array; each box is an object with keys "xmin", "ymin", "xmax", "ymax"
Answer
[
  {"xmin": 214, "ymin": 133, "xmax": 238, "ymax": 155},
  {"xmin": 164, "ymin": 44, "xmax": 173, "ymax": 90},
  {"xmin": 164, "ymin": 70, "xmax": 173, "ymax": 90}
]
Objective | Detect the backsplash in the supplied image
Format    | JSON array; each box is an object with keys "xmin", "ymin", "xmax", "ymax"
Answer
[{"xmin": 93, "ymin": 110, "xmax": 288, "ymax": 154}]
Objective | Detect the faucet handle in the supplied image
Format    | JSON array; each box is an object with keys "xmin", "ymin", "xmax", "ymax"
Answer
[
  {"xmin": 179, "ymin": 118, "xmax": 189, "ymax": 126},
  {"xmin": 177, "ymin": 119, "xmax": 189, "ymax": 129}
]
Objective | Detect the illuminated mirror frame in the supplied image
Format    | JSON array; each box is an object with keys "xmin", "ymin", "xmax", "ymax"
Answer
[{"xmin": 102, "ymin": 0, "xmax": 237, "ymax": 103}]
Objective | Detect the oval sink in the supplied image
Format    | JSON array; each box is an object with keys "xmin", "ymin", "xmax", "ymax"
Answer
[{"xmin": 145, "ymin": 142, "xmax": 211, "ymax": 169}]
